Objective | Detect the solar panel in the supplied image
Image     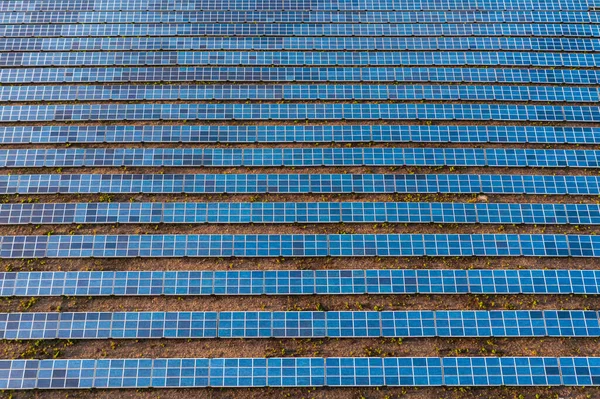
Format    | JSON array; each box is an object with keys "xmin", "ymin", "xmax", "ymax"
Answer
[
  {"xmin": 2, "ymin": 310, "xmax": 598, "ymax": 340},
  {"xmin": 0, "ymin": 233, "xmax": 598, "ymax": 258},
  {"xmin": 1, "ymin": 125, "xmax": 598, "ymax": 144},
  {"xmin": 1, "ymin": 23, "xmax": 598, "ymax": 38},
  {"xmin": 3, "ymin": 51, "xmax": 599, "ymax": 68},
  {"xmin": 2, "ymin": 11, "xmax": 598, "ymax": 24},
  {"xmin": 4, "ymin": 0, "xmax": 600, "ymax": 391},
  {"xmin": 1, "ymin": 201, "xmax": 599, "ymax": 226},
  {"xmin": 2, "ymin": 104, "xmax": 599, "ymax": 122},
  {"xmin": 2, "ymin": 0, "xmax": 592, "ymax": 11},
  {"xmin": 1, "ymin": 269, "xmax": 598, "ymax": 297},
  {"xmin": 0, "ymin": 356, "xmax": 598, "ymax": 389},
  {"xmin": 2, "ymin": 147, "xmax": 600, "ymax": 168},
  {"xmin": 3, "ymin": 67, "xmax": 597, "ymax": 85},
  {"xmin": 4, "ymin": 37, "xmax": 598, "ymax": 51},
  {"xmin": 2, "ymin": 173, "xmax": 600, "ymax": 195},
  {"xmin": 3, "ymin": 84, "xmax": 598, "ymax": 103}
]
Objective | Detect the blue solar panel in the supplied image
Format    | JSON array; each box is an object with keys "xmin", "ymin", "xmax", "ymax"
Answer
[
  {"xmin": 0, "ymin": 357, "xmax": 598, "ymax": 389},
  {"xmin": 1, "ymin": 269, "xmax": 598, "ymax": 296},
  {"xmin": 1, "ymin": 104, "xmax": 599, "ymax": 122},
  {"xmin": 3, "ymin": 0, "xmax": 600, "ymax": 392},
  {"xmin": 2, "ymin": 84, "xmax": 598, "ymax": 103},
  {"xmin": 3, "ymin": 0, "xmax": 600, "ymax": 393},
  {"xmin": 2, "ymin": 310, "xmax": 598, "ymax": 340},
  {"xmin": 2, "ymin": 147, "xmax": 600, "ymax": 168},
  {"xmin": 2, "ymin": 173, "xmax": 600, "ymax": 195},
  {"xmin": 1, "ymin": 202, "xmax": 599, "ymax": 226},
  {"xmin": 3, "ymin": 51, "xmax": 599, "ymax": 68},
  {"xmin": 2, "ymin": 0, "xmax": 592, "ymax": 11},
  {"xmin": 2, "ymin": 11, "xmax": 598, "ymax": 24},
  {"xmin": 1, "ymin": 23, "xmax": 598, "ymax": 38},
  {"xmin": 1, "ymin": 125, "xmax": 598, "ymax": 144},
  {"xmin": 0, "ymin": 234, "xmax": 599, "ymax": 258},
  {"xmin": 3, "ymin": 67, "xmax": 597, "ymax": 85},
  {"xmin": 3, "ymin": 37, "xmax": 598, "ymax": 51}
]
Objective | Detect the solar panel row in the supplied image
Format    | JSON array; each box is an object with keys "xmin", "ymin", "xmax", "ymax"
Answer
[
  {"xmin": 2, "ymin": 269, "xmax": 598, "ymax": 296},
  {"xmin": 4, "ymin": 84, "xmax": 597, "ymax": 102},
  {"xmin": 2, "ymin": 125, "xmax": 598, "ymax": 144},
  {"xmin": 2, "ymin": 357, "xmax": 599, "ymax": 389},
  {"xmin": 2, "ymin": 11, "xmax": 598, "ymax": 24},
  {"xmin": 3, "ymin": 310, "xmax": 599, "ymax": 340},
  {"xmin": 2, "ymin": 23, "xmax": 599, "ymax": 38},
  {"xmin": 4, "ymin": 0, "xmax": 600, "ymax": 393},
  {"xmin": 3, "ymin": 201, "xmax": 600, "ymax": 225},
  {"xmin": 3, "ymin": 0, "xmax": 593, "ymax": 11},
  {"xmin": 6, "ymin": 147, "xmax": 600, "ymax": 168},
  {"xmin": 5, "ymin": 52, "xmax": 600, "ymax": 69},
  {"xmin": 1, "ymin": 233, "xmax": 600, "ymax": 258},
  {"xmin": 4, "ymin": 67, "xmax": 596, "ymax": 84},
  {"xmin": 2, "ymin": 103, "xmax": 599, "ymax": 122},
  {"xmin": 4, "ymin": 173, "xmax": 600, "ymax": 195},
  {"xmin": 4, "ymin": 37, "xmax": 599, "ymax": 51}
]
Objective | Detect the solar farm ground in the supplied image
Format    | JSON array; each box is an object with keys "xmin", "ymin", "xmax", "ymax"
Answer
[{"xmin": 1, "ymin": 0, "xmax": 600, "ymax": 398}]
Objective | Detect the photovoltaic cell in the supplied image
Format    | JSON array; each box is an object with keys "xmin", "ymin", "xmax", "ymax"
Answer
[
  {"xmin": 0, "ymin": 357, "xmax": 598, "ymax": 389},
  {"xmin": 0, "ymin": 234, "xmax": 599, "ymax": 258},
  {"xmin": 2, "ymin": 310, "xmax": 598, "ymax": 340},
  {"xmin": 1, "ymin": 125, "xmax": 598, "ymax": 144}
]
